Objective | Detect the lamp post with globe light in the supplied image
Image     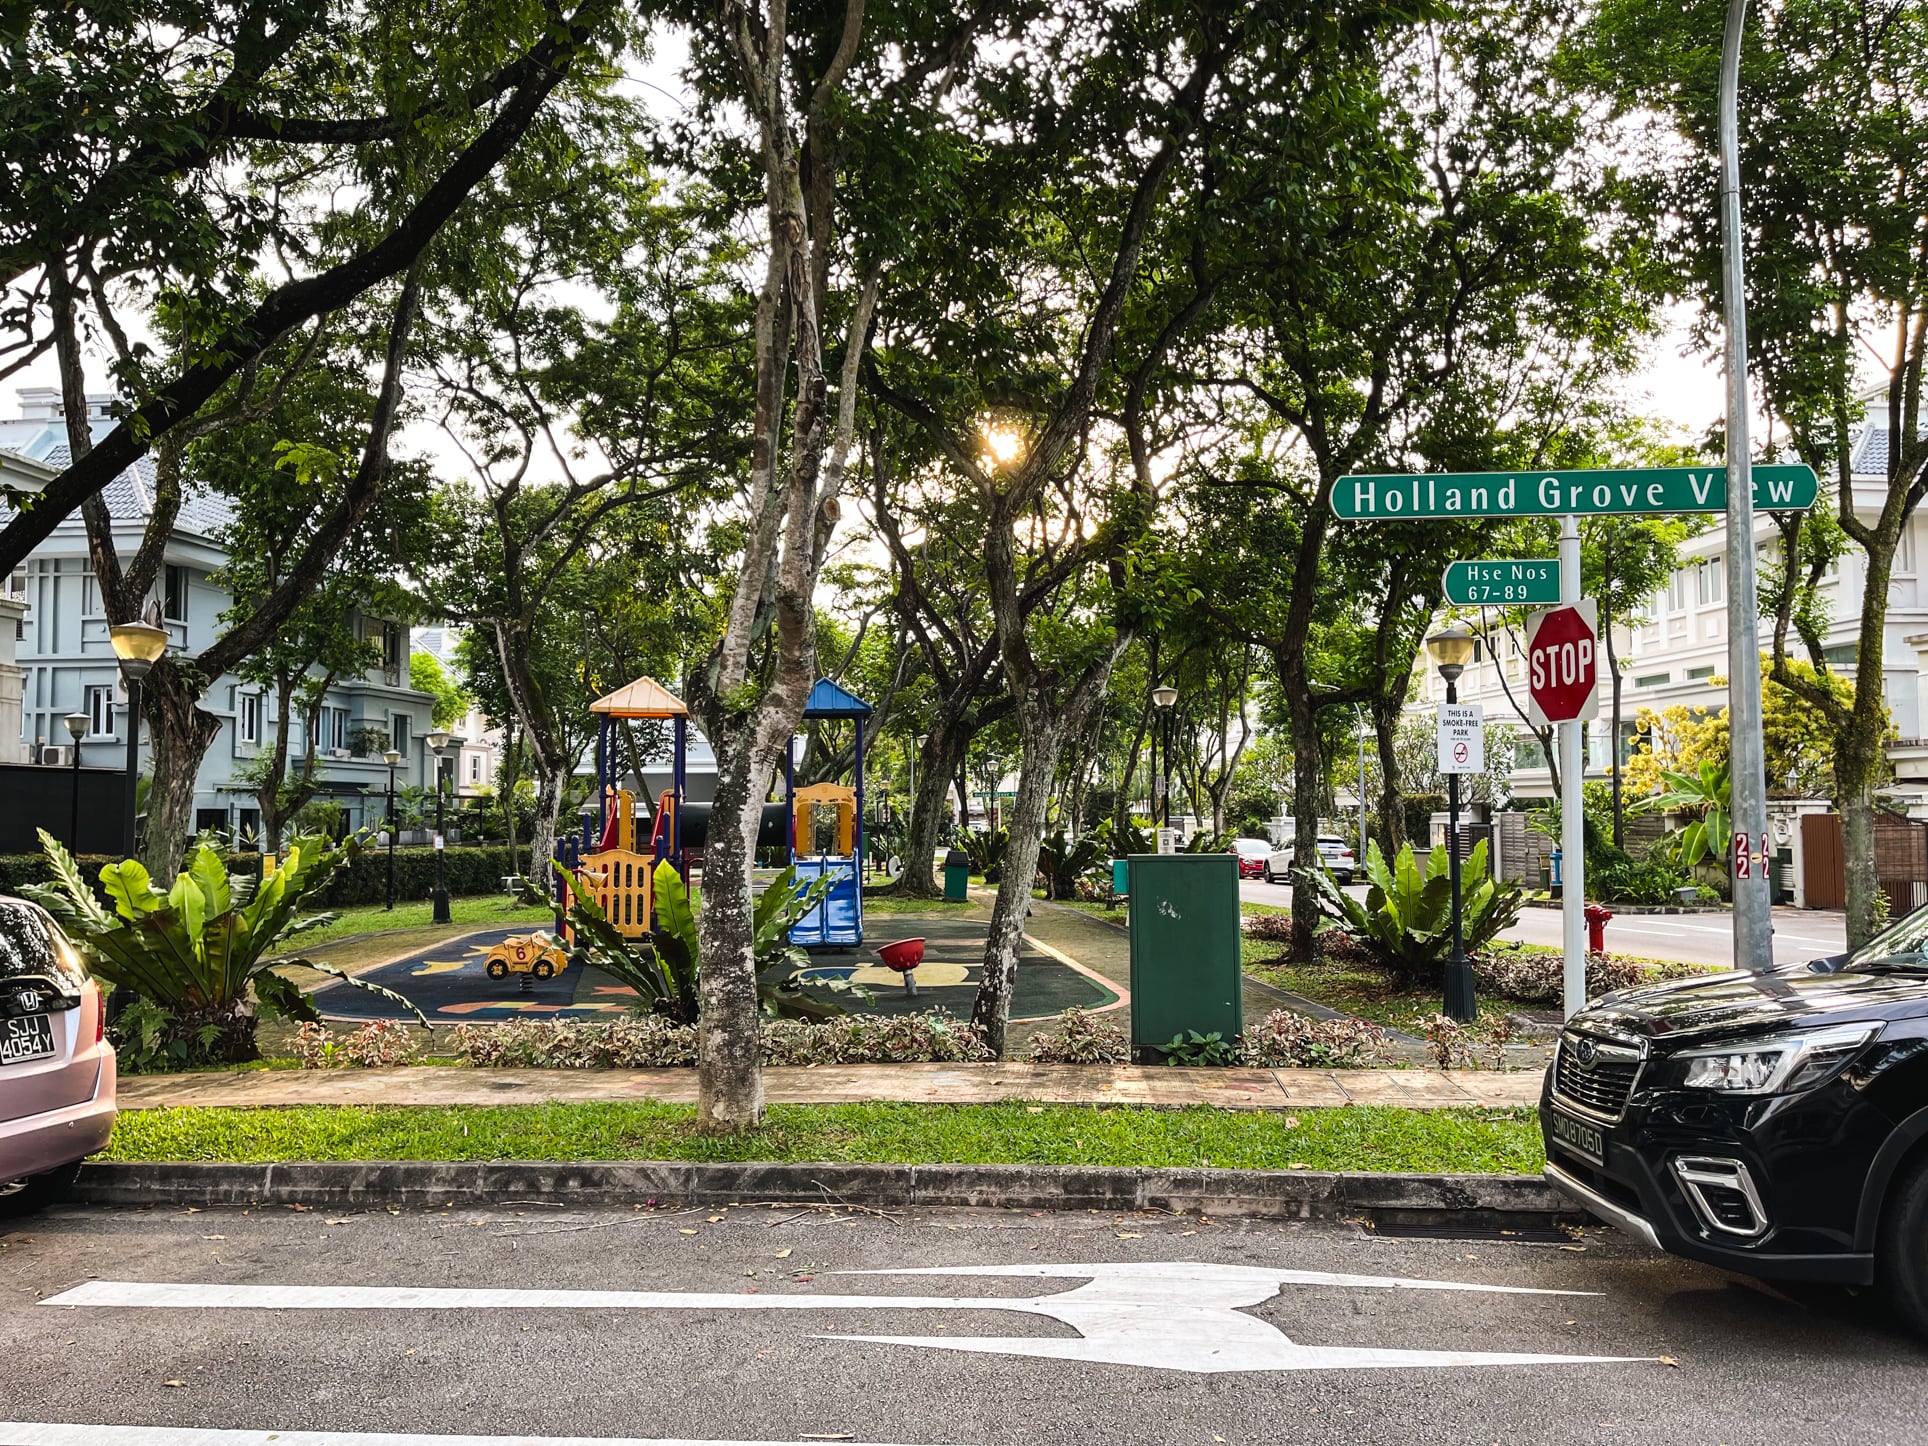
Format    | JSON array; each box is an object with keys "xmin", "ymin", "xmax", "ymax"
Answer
[
  {"xmin": 1426, "ymin": 623, "xmax": 1479, "ymax": 1022},
  {"xmin": 382, "ymin": 748, "xmax": 402, "ymax": 910},
  {"xmin": 63, "ymin": 711, "xmax": 89, "ymax": 850},
  {"xmin": 1151, "ymin": 684, "xmax": 1178, "ymax": 829},
  {"xmin": 108, "ymin": 616, "xmax": 169, "ymax": 859},
  {"xmin": 427, "ymin": 731, "xmax": 451, "ymax": 923}
]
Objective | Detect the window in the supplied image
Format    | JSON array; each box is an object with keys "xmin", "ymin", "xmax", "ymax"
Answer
[
  {"xmin": 237, "ymin": 691, "xmax": 261, "ymax": 746},
  {"xmin": 469, "ymin": 754, "xmax": 481, "ymax": 783},
  {"xmin": 390, "ymin": 714, "xmax": 410, "ymax": 760},
  {"xmin": 163, "ymin": 564, "xmax": 188, "ymax": 622},
  {"xmin": 1687, "ymin": 665, "xmax": 1716, "ymax": 681},
  {"xmin": 1633, "ymin": 672, "xmax": 1670, "ymax": 689},
  {"xmin": 3, "ymin": 569, "xmax": 22, "ymax": 600},
  {"xmin": 318, "ymin": 705, "xmax": 348, "ymax": 754},
  {"xmin": 1696, "ymin": 559, "xmax": 1722, "ymax": 606},
  {"xmin": 1901, "ymin": 526, "xmax": 1917, "ymax": 575},
  {"xmin": 1667, "ymin": 569, "xmax": 1687, "ymax": 612},
  {"xmin": 382, "ymin": 622, "xmax": 403, "ymax": 672},
  {"xmin": 85, "ymin": 684, "xmax": 115, "ymax": 738}
]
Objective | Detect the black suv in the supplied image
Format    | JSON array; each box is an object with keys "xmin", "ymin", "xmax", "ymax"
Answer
[{"xmin": 1541, "ymin": 911, "xmax": 1928, "ymax": 1335}]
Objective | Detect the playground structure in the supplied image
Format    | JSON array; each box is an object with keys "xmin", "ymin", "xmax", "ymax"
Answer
[
  {"xmin": 556, "ymin": 675, "xmax": 691, "ymax": 941},
  {"xmin": 785, "ymin": 678, "xmax": 873, "ymax": 948}
]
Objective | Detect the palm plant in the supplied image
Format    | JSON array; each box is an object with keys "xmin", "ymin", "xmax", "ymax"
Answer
[
  {"xmin": 1298, "ymin": 838, "xmax": 1523, "ymax": 981},
  {"xmin": 25, "ymin": 828, "xmax": 425, "ymax": 1066}
]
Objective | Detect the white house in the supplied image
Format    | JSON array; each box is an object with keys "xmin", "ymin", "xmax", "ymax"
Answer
[{"xmin": 0, "ymin": 388, "xmax": 441, "ymax": 841}]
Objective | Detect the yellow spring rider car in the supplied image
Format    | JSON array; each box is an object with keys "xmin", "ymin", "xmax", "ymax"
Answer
[{"xmin": 482, "ymin": 933, "xmax": 571, "ymax": 992}]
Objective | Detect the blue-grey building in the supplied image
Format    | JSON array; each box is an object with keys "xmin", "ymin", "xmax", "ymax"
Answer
[{"xmin": 2, "ymin": 388, "xmax": 440, "ymax": 841}]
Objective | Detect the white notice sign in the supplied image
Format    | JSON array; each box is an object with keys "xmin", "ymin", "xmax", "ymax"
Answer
[{"xmin": 1437, "ymin": 703, "xmax": 1484, "ymax": 774}]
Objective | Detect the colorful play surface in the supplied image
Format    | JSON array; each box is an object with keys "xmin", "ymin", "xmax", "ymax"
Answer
[{"xmin": 315, "ymin": 916, "xmax": 1117, "ymax": 1024}]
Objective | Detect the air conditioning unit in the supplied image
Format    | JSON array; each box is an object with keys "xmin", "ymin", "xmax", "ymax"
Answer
[
  {"xmin": 39, "ymin": 745, "xmax": 72, "ymax": 767},
  {"xmin": 326, "ymin": 748, "xmax": 352, "ymax": 760}
]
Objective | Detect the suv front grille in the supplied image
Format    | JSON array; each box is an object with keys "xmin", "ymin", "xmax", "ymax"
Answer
[{"xmin": 1553, "ymin": 1031, "xmax": 1647, "ymax": 1120}]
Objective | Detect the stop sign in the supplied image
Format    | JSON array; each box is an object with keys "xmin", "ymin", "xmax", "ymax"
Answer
[{"xmin": 1526, "ymin": 600, "xmax": 1600, "ymax": 725}]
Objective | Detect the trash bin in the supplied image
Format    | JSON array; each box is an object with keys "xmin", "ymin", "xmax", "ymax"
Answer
[
  {"xmin": 943, "ymin": 847, "xmax": 971, "ymax": 902},
  {"xmin": 1111, "ymin": 857, "xmax": 1130, "ymax": 898},
  {"xmin": 1126, "ymin": 853, "xmax": 1241, "ymax": 1054}
]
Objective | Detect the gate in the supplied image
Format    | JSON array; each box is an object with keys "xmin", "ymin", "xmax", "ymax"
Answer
[{"xmin": 1801, "ymin": 813, "xmax": 1928, "ymax": 913}]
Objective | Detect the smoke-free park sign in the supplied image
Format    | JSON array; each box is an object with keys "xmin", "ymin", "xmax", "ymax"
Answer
[{"xmin": 1332, "ymin": 464, "xmax": 1818, "ymax": 520}]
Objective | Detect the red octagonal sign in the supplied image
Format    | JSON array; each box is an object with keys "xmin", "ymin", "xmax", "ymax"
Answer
[{"xmin": 1526, "ymin": 599, "xmax": 1600, "ymax": 726}]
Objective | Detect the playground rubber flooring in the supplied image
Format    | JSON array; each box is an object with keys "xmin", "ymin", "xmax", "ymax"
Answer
[{"xmin": 315, "ymin": 915, "xmax": 1117, "ymax": 1025}]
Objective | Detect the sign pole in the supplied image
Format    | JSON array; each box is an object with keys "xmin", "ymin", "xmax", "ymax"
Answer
[
  {"xmin": 1559, "ymin": 515, "xmax": 1586, "ymax": 1020},
  {"xmin": 1721, "ymin": 0, "xmax": 1773, "ymax": 971}
]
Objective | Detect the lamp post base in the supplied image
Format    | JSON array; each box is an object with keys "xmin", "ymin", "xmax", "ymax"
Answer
[{"xmin": 432, "ymin": 887, "xmax": 451, "ymax": 925}]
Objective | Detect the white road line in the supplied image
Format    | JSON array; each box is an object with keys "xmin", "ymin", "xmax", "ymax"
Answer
[
  {"xmin": 39, "ymin": 1263, "xmax": 1640, "ymax": 1375},
  {"xmin": 0, "ymin": 1429, "xmax": 947, "ymax": 1446}
]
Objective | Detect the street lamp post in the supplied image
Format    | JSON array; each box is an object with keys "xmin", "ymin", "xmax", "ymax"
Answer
[
  {"xmin": 427, "ymin": 731, "xmax": 451, "ymax": 924},
  {"xmin": 382, "ymin": 748, "xmax": 402, "ymax": 911},
  {"xmin": 1151, "ymin": 684, "xmax": 1178, "ymax": 829},
  {"xmin": 1427, "ymin": 623, "xmax": 1479, "ymax": 1023},
  {"xmin": 108, "ymin": 617, "xmax": 169, "ymax": 860},
  {"xmin": 63, "ymin": 711, "xmax": 89, "ymax": 851},
  {"xmin": 1357, "ymin": 709, "xmax": 1371, "ymax": 869}
]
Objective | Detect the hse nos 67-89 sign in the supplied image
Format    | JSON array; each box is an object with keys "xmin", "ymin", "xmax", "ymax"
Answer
[
  {"xmin": 1526, "ymin": 601, "xmax": 1599, "ymax": 726},
  {"xmin": 1330, "ymin": 464, "xmax": 1818, "ymax": 520}
]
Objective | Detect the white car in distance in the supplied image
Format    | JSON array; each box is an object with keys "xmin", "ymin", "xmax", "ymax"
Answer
[{"xmin": 1263, "ymin": 835, "xmax": 1356, "ymax": 886}]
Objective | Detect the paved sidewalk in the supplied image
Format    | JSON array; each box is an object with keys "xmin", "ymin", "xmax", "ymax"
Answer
[{"xmin": 120, "ymin": 1060, "xmax": 1542, "ymax": 1112}]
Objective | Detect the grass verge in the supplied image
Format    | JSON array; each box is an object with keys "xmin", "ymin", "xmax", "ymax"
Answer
[
  {"xmin": 286, "ymin": 895, "xmax": 547, "ymax": 952},
  {"xmin": 104, "ymin": 1101, "xmax": 1543, "ymax": 1174}
]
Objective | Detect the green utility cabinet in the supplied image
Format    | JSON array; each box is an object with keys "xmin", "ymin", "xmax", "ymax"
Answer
[{"xmin": 1126, "ymin": 853, "xmax": 1242, "ymax": 1053}]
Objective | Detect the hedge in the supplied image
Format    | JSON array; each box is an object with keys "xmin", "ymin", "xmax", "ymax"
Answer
[{"xmin": 0, "ymin": 845, "xmax": 528, "ymax": 906}]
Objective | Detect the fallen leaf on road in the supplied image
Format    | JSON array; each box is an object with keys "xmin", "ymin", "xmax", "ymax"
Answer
[
  {"xmin": 1180, "ymin": 1230, "xmax": 1197, "ymax": 1237},
  {"xmin": 1558, "ymin": 1245, "xmax": 1586, "ymax": 1252},
  {"xmin": 1289, "ymin": 1162, "xmax": 1310, "ymax": 1170},
  {"xmin": 202, "ymin": 1235, "xmax": 225, "ymax": 1241},
  {"xmin": 774, "ymin": 1248, "xmax": 792, "ymax": 1258},
  {"xmin": 163, "ymin": 1380, "xmax": 186, "ymax": 1388},
  {"xmin": 1116, "ymin": 1232, "xmax": 1141, "ymax": 1240},
  {"xmin": 678, "ymin": 1228, "xmax": 699, "ymax": 1235},
  {"xmin": 707, "ymin": 1215, "xmax": 724, "ymax": 1223},
  {"xmin": 1658, "ymin": 1355, "xmax": 1679, "ymax": 1368}
]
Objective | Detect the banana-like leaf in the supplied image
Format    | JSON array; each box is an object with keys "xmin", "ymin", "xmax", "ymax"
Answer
[
  {"xmin": 27, "ymin": 829, "xmax": 118, "ymax": 932},
  {"xmin": 100, "ymin": 858, "xmax": 164, "ymax": 922},
  {"xmin": 259, "ymin": 959, "xmax": 430, "ymax": 1028},
  {"xmin": 251, "ymin": 967, "xmax": 322, "ymax": 1024}
]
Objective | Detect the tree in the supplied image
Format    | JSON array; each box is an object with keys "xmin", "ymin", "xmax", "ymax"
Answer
[
  {"xmin": 0, "ymin": 0, "xmax": 628, "ymax": 574},
  {"xmin": 410, "ymin": 653, "xmax": 473, "ymax": 731},
  {"xmin": 1582, "ymin": 0, "xmax": 1928, "ymax": 947}
]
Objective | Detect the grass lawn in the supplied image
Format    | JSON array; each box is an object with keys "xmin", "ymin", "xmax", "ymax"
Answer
[
  {"xmin": 1036, "ymin": 897, "xmax": 1129, "ymax": 924},
  {"xmin": 104, "ymin": 1101, "xmax": 1543, "ymax": 1174},
  {"xmin": 859, "ymin": 893, "xmax": 983, "ymax": 916}
]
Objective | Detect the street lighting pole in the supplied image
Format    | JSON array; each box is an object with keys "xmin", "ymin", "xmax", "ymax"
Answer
[
  {"xmin": 1151, "ymin": 684, "xmax": 1178, "ymax": 831},
  {"xmin": 1427, "ymin": 624, "xmax": 1479, "ymax": 1022},
  {"xmin": 63, "ymin": 711, "xmax": 89, "ymax": 851},
  {"xmin": 1720, "ymin": 0, "xmax": 1772, "ymax": 970},
  {"xmin": 382, "ymin": 748, "xmax": 402, "ymax": 910},
  {"xmin": 427, "ymin": 731, "xmax": 451, "ymax": 923},
  {"xmin": 1357, "ymin": 708, "xmax": 1370, "ymax": 866},
  {"xmin": 108, "ymin": 616, "xmax": 169, "ymax": 860}
]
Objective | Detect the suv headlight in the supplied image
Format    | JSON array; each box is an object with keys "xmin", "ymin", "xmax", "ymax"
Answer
[{"xmin": 1673, "ymin": 1021, "xmax": 1880, "ymax": 1095}]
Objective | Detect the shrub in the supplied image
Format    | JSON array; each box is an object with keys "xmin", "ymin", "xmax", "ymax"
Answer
[
  {"xmin": 446, "ymin": 1010, "xmax": 991, "ymax": 1070},
  {"xmin": 1589, "ymin": 855, "xmax": 1690, "ymax": 905},
  {"xmin": 318, "ymin": 845, "xmax": 521, "ymax": 906},
  {"xmin": 1473, "ymin": 947, "xmax": 1704, "ymax": 1006},
  {"xmin": 1420, "ymin": 1012, "xmax": 1516, "ymax": 1071},
  {"xmin": 296, "ymin": 1019, "xmax": 422, "ymax": 1069},
  {"xmin": 1238, "ymin": 1010, "xmax": 1386, "ymax": 1069},
  {"xmin": 1161, "ymin": 1030, "xmax": 1238, "ymax": 1066},
  {"xmin": 1027, "ymin": 1008, "xmax": 1130, "ymax": 1064},
  {"xmin": 1299, "ymin": 838, "xmax": 1523, "ymax": 981},
  {"xmin": 1242, "ymin": 912, "xmax": 1294, "ymax": 943}
]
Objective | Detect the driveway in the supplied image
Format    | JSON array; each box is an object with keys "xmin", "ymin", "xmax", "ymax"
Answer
[{"xmin": 1240, "ymin": 879, "xmax": 1847, "ymax": 970}]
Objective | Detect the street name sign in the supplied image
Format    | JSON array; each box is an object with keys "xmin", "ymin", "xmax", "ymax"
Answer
[
  {"xmin": 1442, "ymin": 559, "xmax": 1560, "ymax": 605},
  {"xmin": 1526, "ymin": 599, "xmax": 1600, "ymax": 725},
  {"xmin": 1437, "ymin": 703, "xmax": 1485, "ymax": 774},
  {"xmin": 1332, "ymin": 464, "xmax": 1818, "ymax": 520}
]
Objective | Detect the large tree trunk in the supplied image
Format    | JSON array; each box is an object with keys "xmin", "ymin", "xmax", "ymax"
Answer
[
  {"xmin": 527, "ymin": 759, "xmax": 566, "ymax": 893},
  {"xmin": 694, "ymin": 732, "xmax": 771, "ymax": 1128},
  {"xmin": 897, "ymin": 710, "xmax": 973, "ymax": 896},
  {"xmin": 973, "ymin": 706, "xmax": 1067, "ymax": 1058},
  {"xmin": 1840, "ymin": 543, "xmax": 1897, "ymax": 949},
  {"xmin": 1373, "ymin": 695, "xmax": 1402, "ymax": 855},
  {"xmin": 141, "ymin": 663, "xmax": 224, "ymax": 877},
  {"xmin": 1286, "ymin": 682, "xmax": 1325, "ymax": 961}
]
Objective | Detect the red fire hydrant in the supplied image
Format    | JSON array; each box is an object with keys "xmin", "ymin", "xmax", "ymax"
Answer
[{"xmin": 1584, "ymin": 902, "xmax": 1613, "ymax": 954}]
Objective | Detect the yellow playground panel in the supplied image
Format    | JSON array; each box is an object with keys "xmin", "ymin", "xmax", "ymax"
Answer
[{"xmin": 793, "ymin": 781, "xmax": 856, "ymax": 858}]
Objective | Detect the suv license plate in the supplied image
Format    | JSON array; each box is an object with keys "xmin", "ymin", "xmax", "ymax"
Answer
[
  {"xmin": 1549, "ymin": 1104, "xmax": 1605, "ymax": 1166},
  {"xmin": 0, "ymin": 1014, "xmax": 55, "ymax": 1066}
]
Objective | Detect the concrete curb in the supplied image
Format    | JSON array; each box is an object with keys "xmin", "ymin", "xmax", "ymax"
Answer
[{"xmin": 69, "ymin": 1159, "xmax": 1570, "ymax": 1228}]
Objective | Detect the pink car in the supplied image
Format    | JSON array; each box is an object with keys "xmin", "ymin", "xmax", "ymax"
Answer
[{"xmin": 0, "ymin": 897, "xmax": 116, "ymax": 1215}]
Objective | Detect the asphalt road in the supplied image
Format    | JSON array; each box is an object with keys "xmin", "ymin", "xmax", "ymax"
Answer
[
  {"xmin": 1, "ymin": 1202, "xmax": 1921, "ymax": 1445},
  {"xmin": 1238, "ymin": 879, "xmax": 1848, "ymax": 969}
]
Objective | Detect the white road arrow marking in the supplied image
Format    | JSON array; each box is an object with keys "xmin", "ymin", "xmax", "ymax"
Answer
[{"xmin": 41, "ymin": 1260, "xmax": 1646, "ymax": 1374}]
